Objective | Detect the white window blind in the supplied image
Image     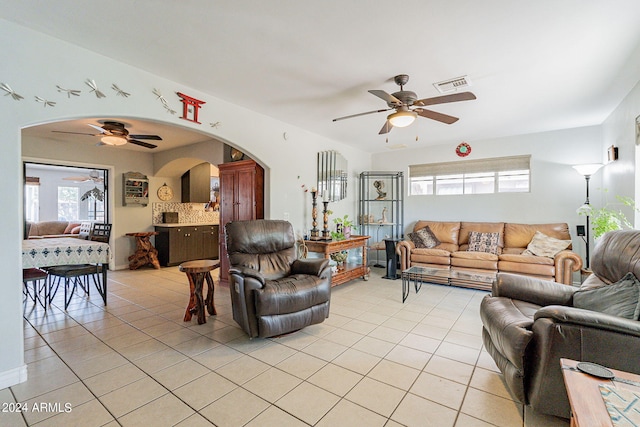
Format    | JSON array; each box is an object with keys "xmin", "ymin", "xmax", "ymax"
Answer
[{"xmin": 409, "ymin": 155, "xmax": 531, "ymax": 195}]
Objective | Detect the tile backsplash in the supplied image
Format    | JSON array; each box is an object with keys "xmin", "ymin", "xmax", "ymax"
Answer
[{"xmin": 152, "ymin": 202, "xmax": 219, "ymax": 224}]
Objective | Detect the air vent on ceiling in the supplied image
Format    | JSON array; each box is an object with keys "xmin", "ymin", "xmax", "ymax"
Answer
[{"xmin": 433, "ymin": 76, "xmax": 471, "ymax": 93}]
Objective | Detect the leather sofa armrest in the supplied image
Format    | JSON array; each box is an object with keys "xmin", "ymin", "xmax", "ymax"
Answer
[
  {"xmin": 291, "ymin": 258, "xmax": 330, "ymax": 277},
  {"xmin": 493, "ymin": 273, "xmax": 576, "ymax": 306},
  {"xmin": 535, "ymin": 305, "xmax": 640, "ymax": 336},
  {"xmin": 553, "ymin": 250, "xmax": 583, "ymax": 285},
  {"xmin": 396, "ymin": 240, "xmax": 414, "ymax": 271},
  {"xmin": 229, "ymin": 266, "xmax": 266, "ymax": 285}
]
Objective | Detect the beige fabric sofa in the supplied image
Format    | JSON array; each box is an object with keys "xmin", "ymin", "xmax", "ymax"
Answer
[
  {"xmin": 26, "ymin": 220, "xmax": 86, "ymax": 239},
  {"xmin": 396, "ymin": 221, "xmax": 582, "ymax": 285}
]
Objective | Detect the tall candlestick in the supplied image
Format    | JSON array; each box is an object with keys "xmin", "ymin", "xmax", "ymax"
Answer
[
  {"xmin": 310, "ymin": 191, "xmax": 320, "ymax": 240},
  {"xmin": 322, "ymin": 201, "xmax": 331, "ymax": 240}
]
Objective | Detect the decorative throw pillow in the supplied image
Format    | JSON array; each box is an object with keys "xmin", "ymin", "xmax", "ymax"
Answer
[
  {"xmin": 467, "ymin": 231, "xmax": 500, "ymax": 254},
  {"xmin": 408, "ymin": 226, "xmax": 440, "ymax": 249},
  {"xmin": 522, "ymin": 231, "xmax": 571, "ymax": 258},
  {"xmin": 573, "ymin": 272, "xmax": 640, "ymax": 320}
]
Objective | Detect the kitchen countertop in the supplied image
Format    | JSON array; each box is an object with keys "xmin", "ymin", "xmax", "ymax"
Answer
[{"xmin": 153, "ymin": 223, "xmax": 219, "ymax": 228}]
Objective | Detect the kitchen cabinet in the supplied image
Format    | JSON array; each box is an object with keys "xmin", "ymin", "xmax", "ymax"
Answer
[
  {"xmin": 181, "ymin": 162, "xmax": 212, "ymax": 203},
  {"xmin": 218, "ymin": 159, "xmax": 264, "ymax": 286},
  {"xmin": 155, "ymin": 225, "xmax": 219, "ymax": 266}
]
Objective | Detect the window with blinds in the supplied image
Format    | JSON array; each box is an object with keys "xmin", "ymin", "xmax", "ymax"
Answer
[{"xmin": 409, "ymin": 155, "xmax": 530, "ymax": 195}]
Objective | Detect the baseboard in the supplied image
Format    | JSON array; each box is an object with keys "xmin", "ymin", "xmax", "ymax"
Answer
[{"xmin": 0, "ymin": 364, "xmax": 28, "ymax": 389}]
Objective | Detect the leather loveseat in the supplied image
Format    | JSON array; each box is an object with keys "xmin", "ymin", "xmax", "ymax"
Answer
[
  {"xmin": 480, "ymin": 230, "xmax": 640, "ymax": 418},
  {"xmin": 225, "ymin": 219, "xmax": 332, "ymax": 338},
  {"xmin": 396, "ymin": 221, "xmax": 582, "ymax": 286}
]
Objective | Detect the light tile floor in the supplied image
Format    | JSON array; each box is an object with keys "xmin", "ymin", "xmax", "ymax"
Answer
[{"xmin": 2, "ymin": 266, "xmax": 570, "ymax": 426}]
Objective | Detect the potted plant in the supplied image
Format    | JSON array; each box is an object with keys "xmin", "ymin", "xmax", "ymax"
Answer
[
  {"xmin": 332, "ymin": 214, "xmax": 357, "ymax": 240},
  {"xmin": 330, "ymin": 250, "xmax": 349, "ymax": 270},
  {"xmin": 579, "ymin": 194, "xmax": 638, "ymax": 239}
]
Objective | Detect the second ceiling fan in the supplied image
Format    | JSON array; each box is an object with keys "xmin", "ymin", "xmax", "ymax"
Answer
[
  {"xmin": 53, "ymin": 121, "xmax": 162, "ymax": 149},
  {"xmin": 333, "ymin": 74, "xmax": 476, "ymax": 134}
]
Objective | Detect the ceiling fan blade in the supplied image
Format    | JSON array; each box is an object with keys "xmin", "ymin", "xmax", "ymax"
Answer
[
  {"xmin": 368, "ymin": 90, "xmax": 402, "ymax": 106},
  {"xmin": 88, "ymin": 124, "xmax": 110, "ymax": 134},
  {"xmin": 414, "ymin": 91, "xmax": 477, "ymax": 107},
  {"xmin": 52, "ymin": 130, "xmax": 98, "ymax": 136},
  {"xmin": 128, "ymin": 139, "xmax": 158, "ymax": 149},
  {"xmin": 63, "ymin": 176, "xmax": 90, "ymax": 182},
  {"xmin": 378, "ymin": 121, "xmax": 393, "ymax": 135},
  {"xmin": 415, "ymin": 108, "xmax": 459, "ymax": 124},
  {"xmin": 129, "ymin": 134, "xmax": 162, "ymax": 140},
  {"xmin": 332, "ymin": 108, "xmax": 392, "ymax": 122}
]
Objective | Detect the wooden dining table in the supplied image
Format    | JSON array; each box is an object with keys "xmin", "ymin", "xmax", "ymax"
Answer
[{"xmin": 22, "ymin": 237, "xmax": 111, "ymax": 305}]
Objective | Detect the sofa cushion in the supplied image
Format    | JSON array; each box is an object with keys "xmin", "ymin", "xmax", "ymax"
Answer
[
  {"xmin": 408, "ymin": 226, "xmax": 440, "ymax": 249},
  {"xmin": 522, "ymin": 231, "xmax": 571, "ymax": 258},
  {"xmin": 504, "ymin": 223, "xmax": 572, "ymax": 250},
  {"xmin": 64, "ymin": 222, "xmax": 81, "ymax": 234},
  {"xmin": 411, "ymin": 248, "xmax": 452, "ymax": 266},
  {"xmin": 467, "ymin": 231, "xmax": 500, "ymax": 254},
  {"xmin": 499, "ymin": 253, "xmax": 555, "ymax": 266},
  {"xmin": 459, "ymin": 222, "xmax": 505, "ymax": 249},
  {"xmin": 414, "ymin": 221, "xmax": 460, "ymax": 248},
  {"xmin": 573, "ymin": 272, "xmax": 640, "ymax": 320}
]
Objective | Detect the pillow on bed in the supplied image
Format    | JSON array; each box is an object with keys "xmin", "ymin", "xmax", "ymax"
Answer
[
  {"xmin": 522, "ymin": 231, "xmax": 571, "ymax": 258},
  {"xmin": 408, "ymin": 226, "xmax": 440, "ymax": 249},
  {"xmin": 467, "ymin": 231, "xmax": 500, "ymax": 255}
]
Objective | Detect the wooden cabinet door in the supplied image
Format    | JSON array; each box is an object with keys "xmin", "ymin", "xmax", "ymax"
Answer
[
  {"xmin": 169, "ymin": 227, "xmax": 187, "ymax": 265},
  {"xmin": 236, "ymin": 167, "xmax": 256, "ymax": 221},
  {"xmin": 185, "ymin": 226, "xmax": 203, "ymax": 261},
  {"xmin": 202, "ymin": 226, "xmax": 219, "ymax": 259}
]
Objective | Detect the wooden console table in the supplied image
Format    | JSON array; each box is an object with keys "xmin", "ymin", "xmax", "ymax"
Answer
[
  {"xmin": 304, "ymin": 235, "xmax": 370, "ymax": 286},
  {"xmin": 126, "ymin": 232, "xmax": 161, "ymax": 269}
]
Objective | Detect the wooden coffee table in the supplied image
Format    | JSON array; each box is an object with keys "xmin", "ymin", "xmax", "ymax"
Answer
[{"xmin": 561, "ymin": 358, "xmax": 640, "ymax": 427}]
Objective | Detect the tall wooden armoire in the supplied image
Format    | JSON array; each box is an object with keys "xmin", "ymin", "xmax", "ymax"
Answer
[{"xmin": 218, "ymin": 159, "xmax": 264, "ymax": 286}]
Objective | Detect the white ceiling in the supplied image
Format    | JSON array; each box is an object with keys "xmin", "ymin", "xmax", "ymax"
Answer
[{"xmin": 6, "ymin": 0, "xmax": 640, "ymax": 153}]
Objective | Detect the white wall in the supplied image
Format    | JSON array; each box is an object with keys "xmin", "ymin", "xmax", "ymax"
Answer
[
  {"xmin": 601, "ymin": 79, "xmax": 640, "ymax": 224},
  {"xmin": 0, "ymin": 19, "xmax": 369, "ymax": 389},
  {"xmin": 371, "ymin": 126, "xmax": 604, "ymax": 263}
]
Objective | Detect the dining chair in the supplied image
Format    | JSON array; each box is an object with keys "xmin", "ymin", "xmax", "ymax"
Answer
[
  {"xmin": 48, "ymin": 223, "xmax": 112, "ymax": 309},
  {"xmin": 23, "ymin": 267, "xmax": 48, "ymax": 310}
]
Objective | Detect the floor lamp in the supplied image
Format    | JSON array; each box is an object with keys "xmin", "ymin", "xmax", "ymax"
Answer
[{"xmin": 572, "ymin": 163, "xmax": 603, "ymax": 268}]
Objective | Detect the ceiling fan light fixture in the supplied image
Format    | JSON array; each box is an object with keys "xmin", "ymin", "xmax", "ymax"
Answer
[
  {"xmin": 101, "ymin": 135, "xmax": 127, "ymax": 146},
  {"xmin": 387, "ymin": 110, "xmax": 417, "ymax": 128}
]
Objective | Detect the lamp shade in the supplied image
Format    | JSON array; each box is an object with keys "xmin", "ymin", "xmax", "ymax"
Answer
[
  {"xmin": 387, "ymin": 110, "xmax": 417, "ymax": 128},
  {"xmin": 101, "ymin": 135, "xmax": 127, "ymax": 146},
  {"xmin": 572, "ymin": 163, "xmax": 603, "ymax": 176}
]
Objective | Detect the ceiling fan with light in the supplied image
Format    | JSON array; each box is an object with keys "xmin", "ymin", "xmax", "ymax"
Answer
[
  {"xmin": 63, "ymin": 169, "xmax": 104, "ymax": 183},
  {"xmin": 332, "ymin": 74, "xmax": 476, "ymax": 134},
  {"xmin": 52, "ymin": 121, "xmax": 162, "ymax": 149}
]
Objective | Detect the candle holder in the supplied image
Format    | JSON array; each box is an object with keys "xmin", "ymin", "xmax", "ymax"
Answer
[
  {"xmin": 322, "ymin": 201, "xmax": 331, "ymax": 240},
  {"xmin": 309, "ymin": 191, "xmax": 320, "ymax": 240}
]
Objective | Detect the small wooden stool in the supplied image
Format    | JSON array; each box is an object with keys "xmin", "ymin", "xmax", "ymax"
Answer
[
  {"xmin": 179, "ymin": 259, "xmax": 219, "ymax": 324},
  {"xmin": 126, "ymin": 232, "xmax": 161, "ymax": 269}
]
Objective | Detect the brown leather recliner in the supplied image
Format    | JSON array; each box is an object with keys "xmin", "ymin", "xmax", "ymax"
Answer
[
  {"xmin": 225, "ymin": 219, "xmax": 332, "ymax": 338},
  {"xmin": 480, "ymin": 230, "xmax": 640, "ymax": 418}
]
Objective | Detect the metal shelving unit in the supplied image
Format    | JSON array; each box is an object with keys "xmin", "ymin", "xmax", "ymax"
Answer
[{"xmin": 359, "ymin": 171, "xmax": 404, "ymax": 268}]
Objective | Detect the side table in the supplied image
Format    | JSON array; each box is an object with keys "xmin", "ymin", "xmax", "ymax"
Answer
[
  {"xmin": 179, "ymin": 259, "xmax": 219, "ymax": 324},
  {"xmin": 561, "ymin": 358, "xmax": 640, "ymax": 426},
  {"xmin": 304, "ymin": 235, "xmax": 370, "ymax": 286},
  {"xmin": 126, "ymin": 232, "xmax": 161, "ymax": 269}
]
